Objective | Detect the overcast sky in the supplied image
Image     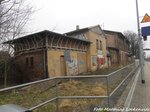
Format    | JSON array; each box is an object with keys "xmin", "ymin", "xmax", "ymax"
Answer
[
  {"xmin": 28, "ymin": 0, "xmax": 150, "ymax": 33},
  {"xmin": 27, "ymin": 0, "xmax": 150, "ymax": 57}
]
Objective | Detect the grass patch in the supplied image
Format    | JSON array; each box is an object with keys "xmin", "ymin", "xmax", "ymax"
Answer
[
  {"xmin": 58, "ymin": 80, "xmax": 106, "ymax": 111},
  {"xmin": 80, "ymin": 67, "xmax": 121, "ymax": 75},
  {"xmin": 0, "ymin": 80, "xmax": 107, "ymax": 112}
]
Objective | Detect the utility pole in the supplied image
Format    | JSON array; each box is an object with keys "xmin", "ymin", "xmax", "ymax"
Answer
[{"xmin": 135, "ymin": 0, "xmax": 145, "ymax": 84}]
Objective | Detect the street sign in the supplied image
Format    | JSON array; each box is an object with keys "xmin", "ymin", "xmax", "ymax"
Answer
[
  {"xmin": 141, "ymin": 26, "xmax": 150, "ymax": 36},
  {"xmin": 141, "ymin": 13, "xmax": 150, "ymax": 23}
]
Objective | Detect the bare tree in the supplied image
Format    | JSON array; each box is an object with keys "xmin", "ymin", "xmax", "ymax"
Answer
[
  {"xmin": 0, "ymin": 0, "xmax": 34, "ymax": 87},
  {"xmin": 124, "ymin": 30, "xmax": 139, "ymax": 57},
  {"xmin": 0, "ymin": 0, "xmax": 33, "ymax": 51}
]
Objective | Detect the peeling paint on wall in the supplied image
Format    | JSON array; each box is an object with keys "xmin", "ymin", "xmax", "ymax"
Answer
[
  {"xmin": 66, "ymin": 59, "xmax": 78, "ymax": 76},
  {"xmin": 92, "ymin": 56, "xmax": 97, "ymax": 66},
  {"xmin": 79, "ymin": 60, "xmax": 85, "ymax": 65},
  {"xmin": 64, "ymin": 50, "xmax": 71, "ymax": 61},
  {"xmin": 47, "ymin": 51, "xmax": 88, "ymax": 77}
]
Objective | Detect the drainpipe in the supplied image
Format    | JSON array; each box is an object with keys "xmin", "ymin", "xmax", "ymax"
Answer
[{"xmin": 43, "ymin": 33, "xmax": 49, "ymax": 78}]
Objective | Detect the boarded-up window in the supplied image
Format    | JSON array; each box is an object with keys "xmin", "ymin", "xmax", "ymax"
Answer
[
  {"xmin": 30, "ymin": 57, "xmax": 34, "ymax": 67},
  {"xmin": 25, "ymin": 56, "xmax": 34, "ymax": 68},
  {"xmin": 96, "ymin": 39, "xmax": 99, "ymax": 49},
  {"xmin": 26, "ymin": 57, "xmax": 29, "ymax": 67},
  {"xmin": 100, "ymin": 41, "xmax": 102, "ymax": 50}
]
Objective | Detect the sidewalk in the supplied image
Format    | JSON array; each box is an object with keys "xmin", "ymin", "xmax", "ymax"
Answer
[{"xmin": 130, "ymin": 61, "xmax": 150, "ymax": 109}]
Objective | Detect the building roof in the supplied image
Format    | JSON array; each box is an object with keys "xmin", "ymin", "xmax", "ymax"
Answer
[
  {"xmin": 64, "ymin": 25, "xmax": 106, "ymax": 41},
  {"xmin": 65, "ymin": 25, "xmax": 104, "ymax": 35},
  {"xmin": 4, "ymin": 30, "xmax": 91, "ymax": 44},
  {"xmin": 103, "ymin": 30, "xmax": 129, "ymax": 42},
  {"xmin": 103, "ymin": 30, "xmax": 124, "ymax": 36},
  {"xmin": 65, "ymin": 27, "xmax": 89, "ymax": 35}
]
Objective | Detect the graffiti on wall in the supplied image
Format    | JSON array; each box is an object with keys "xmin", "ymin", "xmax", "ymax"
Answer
[
  {"xmin": 66, "ymin": 59, "xmax": 78, "ymax": 76},
  {"xmin": 92, "ymin": 56, "xmax": 97, "ymax": 66},
  {"xmin": 98, "ymin": 50, "xmax": 103, "ymax": 56},
  {"xmin": 64, "ymin": 50, "xmax": 71, "ymax": 61},
  {"xmin": 79, "ymin": 60, "xmax": 85, "ymax": 65},
  {"xmin": 97, "ymin": 50, "xmax": 106, "ymax": 65},
  {"xmin": 97, "ymin": 57, "xmax": 105, "ymax": 65}
]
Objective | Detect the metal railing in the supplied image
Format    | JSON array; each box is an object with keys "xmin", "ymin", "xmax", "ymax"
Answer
[{"xmin": 0, "ymin": 61, "xmax": 139, "ymax": 112}]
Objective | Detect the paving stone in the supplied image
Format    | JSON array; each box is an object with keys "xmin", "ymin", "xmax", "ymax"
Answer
[{"xmin": 130, "ymin": 62, "xmax": 150, "ymax": 109}]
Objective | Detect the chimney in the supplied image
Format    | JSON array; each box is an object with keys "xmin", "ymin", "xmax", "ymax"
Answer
[{"xmin": 76, "ymin": 25, "xmax": 79, "ymax": 30}]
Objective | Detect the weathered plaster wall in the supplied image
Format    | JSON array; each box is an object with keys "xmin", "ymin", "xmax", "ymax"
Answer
[{"xmin": 47, "ymin": 50, "xmax": 87, "ymax": 77}]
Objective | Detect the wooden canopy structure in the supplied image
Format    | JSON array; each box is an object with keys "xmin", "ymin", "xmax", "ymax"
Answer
[{"xmin": 4, "ymin": 30, "xmax": 91, "ymax": 56}]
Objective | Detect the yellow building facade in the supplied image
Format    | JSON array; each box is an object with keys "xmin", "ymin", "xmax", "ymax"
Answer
[
  {"xmin": 47, "ymin": 50, "xmax": 87, "ymax": 77},
  {"xmin": 66, "ymin": 25, "xmax": 108, "ymax": 72}
]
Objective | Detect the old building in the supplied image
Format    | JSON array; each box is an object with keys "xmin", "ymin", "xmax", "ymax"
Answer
[
  {"xmin": 66, "ymin": 25, "xmax": 108, "ymax": 71},
  {"xmin": 5, "ymin": 30, "xmax": 90, "ymax": 82},
  {"xmin": 104, "ymin": 30, "xmax": 130, "ymax": 66},
  {"xmin": 4, "ymin": 25, "xmax": 132, "ymax": 82}
]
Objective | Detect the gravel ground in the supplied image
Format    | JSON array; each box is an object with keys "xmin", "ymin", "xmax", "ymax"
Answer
[{"xmin": 114, "ymin": 67, "xmax": 138, "ymax": 108}]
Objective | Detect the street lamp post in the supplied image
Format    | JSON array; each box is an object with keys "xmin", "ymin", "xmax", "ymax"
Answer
[{"xmin": 135, "ymin": 0, "xmax": 145, "ymax": 84}]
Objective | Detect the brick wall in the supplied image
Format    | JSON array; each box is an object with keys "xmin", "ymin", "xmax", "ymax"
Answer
[{"xmin": 15, "ymin": 50, "xmax": 44, "ymax": 82}]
